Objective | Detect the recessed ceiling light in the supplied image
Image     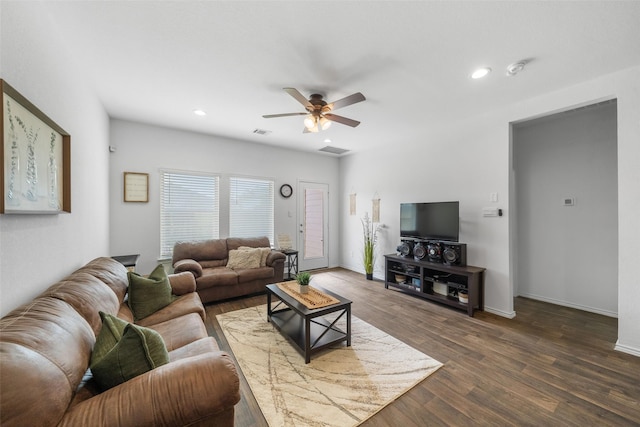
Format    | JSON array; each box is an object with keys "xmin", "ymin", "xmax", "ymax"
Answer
[
  {"xmin": 471, "ymin": 67, "xmax": 491, "ymax": 79},
  {"xmin": 193, "ymin": 109, "xmax": 207, "ymax": 116}
]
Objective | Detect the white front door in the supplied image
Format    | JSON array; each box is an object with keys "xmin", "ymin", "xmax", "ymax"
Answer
[{"xmin": 297, "ymin": 181, "xmax": 329, "ymax": 271}]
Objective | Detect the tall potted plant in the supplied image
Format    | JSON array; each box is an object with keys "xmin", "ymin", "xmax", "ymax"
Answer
[{"xmin": 361, "ymin": 212, "xmax": 381, "ymax": 280}]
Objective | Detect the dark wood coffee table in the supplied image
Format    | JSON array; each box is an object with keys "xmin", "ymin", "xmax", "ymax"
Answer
[{"xmin": 266, "ymin": 283, "xmax": 351, "ymax": 363}]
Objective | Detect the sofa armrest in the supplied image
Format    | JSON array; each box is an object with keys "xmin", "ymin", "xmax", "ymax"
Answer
[
  {"xmin": 173, "ymin": 258, "xmax": 203, "ymax": 278},
  {"xmin": 266, "ymin": 250, "xmax": 286, "ymax": 267},
  {"xmin": 58, "ymin": 352, "xmax": 240, "ymax": 427},
  {"xmin": 168, "ymin": 271, "xmax": 197, "ymax": 295}
]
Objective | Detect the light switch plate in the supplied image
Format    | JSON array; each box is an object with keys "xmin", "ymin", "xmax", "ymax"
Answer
[{"xmin": 482, "ymin": 207, "xmax": 499, "ymax": 217}]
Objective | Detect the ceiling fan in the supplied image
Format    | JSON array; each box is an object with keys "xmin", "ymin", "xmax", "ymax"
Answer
[{"xmin": 263, "ymin": 87, "xmax": 366, "ymax": 133}]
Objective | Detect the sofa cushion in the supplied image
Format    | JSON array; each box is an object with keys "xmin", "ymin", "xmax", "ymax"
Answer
[
  {"xmin": 127, "ymin": 265, "xmax": 174, "ymax": 320},
  {"xmin": 197, "ymin": 267, "xmax": 239, "ymax": 288},
  {"xmin": 226, "ymin": 248, "xmax": 262, "ymax": 269},
  {"xmin": 146, "ymin": 312, "xmax": 208, "ymax": 351},
  {"xmin": 135, "ymin": 292, "xmax": 206, "ymax": 327},
  {"xmin": 38, "ymin": 272, "xmax": 120, "ymax": 336},
  {"xmin": 117, "ymin": 302, "xmax": 135, "ymax": 323},
  {"xmin": 169, "ymin": 337, "xmax": 220, "ymax": 362},
  {"xmin": 227, "ymin": 236, "xmax": 271, "ymax": 251},
  {"xmin": 90, "ymin": 318, "xmax": 170, "ymax": 391},
  {"xmin": 76, "ymin": 257, "xmax": 129, "ymax": 303},
  {"xmin": 200, "ymin": 259, "xmax": 229, "ymax": 268},
  {"xmin": 236, "ymin": 266, "xmax": 275, "ymax": 282},
  {"xmin": 173, "ymin": 238, "xmax": 228, "ymax": 265}
]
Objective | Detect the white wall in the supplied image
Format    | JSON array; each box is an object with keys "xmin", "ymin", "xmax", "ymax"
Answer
[
  {"xmin": 0, "ymin": 2, "xmax": 111, "ymax": 316},
  {"xmin": 109, "ymin": 119, "xmax": 340, "ymax": 274},
  {"xmin": 340, "ymin": 112, "xmax": 512, "ymax": 317},
  {"xmin": 509, "ymin": 67, "xmax": 640, "ymax": 356},
  {"xmin": 340, "ymin": 66, "xmax": 640, "ymax": 356},
  {"xmin": 513, "ymin": 102, "xmax": 618, "ymax": 316}
]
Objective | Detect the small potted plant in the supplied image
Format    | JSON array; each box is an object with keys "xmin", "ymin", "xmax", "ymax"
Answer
[{"xmin": 296, "ymin": 271, "xmax": 311, "ymax": 294}]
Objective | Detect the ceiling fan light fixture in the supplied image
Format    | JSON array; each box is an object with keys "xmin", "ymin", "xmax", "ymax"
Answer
[
  {"xmin": 319, "ymin": 116, "xmax": 332, "ymax": 130},
  {"xmin": 263, "ymin": 88, "xmax": 365, "ymax": 133},
  {"xmin": 304, "ymin": 115, "xmax": 316, "ymax": 129}
]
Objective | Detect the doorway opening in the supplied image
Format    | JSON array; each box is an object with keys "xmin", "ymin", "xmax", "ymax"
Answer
[{"xmin": 510, "ymin": 99, "xmax": 618, "ymax": 317}]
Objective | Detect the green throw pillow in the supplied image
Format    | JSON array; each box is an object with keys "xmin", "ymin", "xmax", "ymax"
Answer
[
  {"xmin": 90, "ymin": 320, "xmax": 170, "ymax": 391},
  {"xmin": 127, "ymin": 264, "xmax": 174, "ymax": 320},
  {"xmin": 92, "ymin": 311, "xmax": 128, "ymax": 362}
]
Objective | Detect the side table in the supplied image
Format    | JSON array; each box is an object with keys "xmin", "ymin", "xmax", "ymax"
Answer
[
  {"xmin": 112, "ymin": 254, "xmax": 140, "ymax": 273},
  {"xmin": 280, "ymin": 249, "xmax": 298, "ymax": 280}
]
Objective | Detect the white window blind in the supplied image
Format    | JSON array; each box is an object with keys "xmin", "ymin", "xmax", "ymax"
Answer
[
  {"xmin": 229, "ymin": 177, "xmax": 274, "ymax": 244},
  {"xmin": 160, "ymin": 171, "xmax": 219, "ymax": 257}
]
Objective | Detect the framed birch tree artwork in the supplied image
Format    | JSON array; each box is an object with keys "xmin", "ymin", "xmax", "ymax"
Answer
[{"xmin": 1, "ymin": 79, "xmax": 71, "ymax": 214}]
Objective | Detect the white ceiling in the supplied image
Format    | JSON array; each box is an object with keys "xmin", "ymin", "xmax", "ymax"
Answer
[{"xmin": 42, "ymin": 1, "xmax": 640, "ymax": 155}]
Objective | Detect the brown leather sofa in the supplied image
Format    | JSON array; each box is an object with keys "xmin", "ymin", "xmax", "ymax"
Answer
[
  {"xmin": 172, "ymin": 236, "xmax": 286, "ymax": 303},
  {"xmin": 0, "ymin": 257, "xmax": 240, "ymax": 427}
]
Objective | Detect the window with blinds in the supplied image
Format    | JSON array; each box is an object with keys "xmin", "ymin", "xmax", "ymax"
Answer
[
  {"xmin": 229, "ymin": 177, "xmax": 274, "ymax": 244},
  {"xmin": 160, "ymin": 171, "xmax": 219, "ymax": 257}
]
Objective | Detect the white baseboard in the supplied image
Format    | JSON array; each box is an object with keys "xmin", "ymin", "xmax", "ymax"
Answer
[
  {"xmin": 518, "ymin": 292, "xmax": 618, "ymax": 318},
  {"xmin": 484, "ymin": 306, "xmax": 516, "ymax": 319},
  {"xmin": 614, "ymin": 340, "xmax": 640, "ymax": 357}
]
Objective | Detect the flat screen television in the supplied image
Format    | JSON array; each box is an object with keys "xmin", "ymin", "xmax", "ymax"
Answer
[{"xmin": 400, "ymin": 201, "xmax": 459, "ymax": 242}]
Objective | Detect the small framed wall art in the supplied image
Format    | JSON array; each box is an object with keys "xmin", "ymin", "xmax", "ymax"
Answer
[
  {"xmin": 1, "ymin": 79, "xmax": 71, "ymax": 214},
  {"xmin": 123, "ymin": 172, "xmax": 149, "ymax": 202}
]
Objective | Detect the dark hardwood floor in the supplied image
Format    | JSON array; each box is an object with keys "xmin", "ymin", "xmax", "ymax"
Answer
[{"xmin": 204, "ymin": 268, "xmax": 640, "ymax": 426}]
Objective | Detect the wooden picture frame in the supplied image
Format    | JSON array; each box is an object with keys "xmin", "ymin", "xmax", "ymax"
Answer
[
  {"xmin": 1, "ymin": 79, "xmax": 71, "ymax": 214},
  {"xmin": 124, "ymin": 172, "xmax": 149, "ymax": 202}
]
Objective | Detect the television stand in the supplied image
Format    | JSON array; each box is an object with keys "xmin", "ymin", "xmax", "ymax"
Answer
[{"xmin": 384, "ymin": 254, "xmax": 485, "ymax": 317}]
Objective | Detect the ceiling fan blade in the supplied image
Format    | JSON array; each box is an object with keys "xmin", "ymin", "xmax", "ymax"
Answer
[
  {"xmin": 284, "ymin": 87, "xmax": 313, "ymax": 109},
  {"xmin": 324, "ymin": 113, "xmax": 361, "ymax": 127},
  {"xmin": 327, "ymin": 92, "xmax": 366, "ymax": 111},
  {"xmin": 262, "ymin": 112, "xmax": 307, "ymax": 118}
]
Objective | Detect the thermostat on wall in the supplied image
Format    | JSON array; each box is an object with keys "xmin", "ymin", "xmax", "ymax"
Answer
[{"xmin": 563, "ymin": 197, "xmax": 575, "ymax": 206}]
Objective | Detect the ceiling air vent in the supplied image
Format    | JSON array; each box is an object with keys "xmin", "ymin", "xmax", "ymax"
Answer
[
  {"xmin": 253, "ymin": 128, "xmax": 272, "ymax": 136},
  {"xmin": 319, "ymin": 146, "xmax": 350, "ymax": 155}
]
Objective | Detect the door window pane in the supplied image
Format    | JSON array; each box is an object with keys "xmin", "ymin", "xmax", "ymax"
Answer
[{"xmin": 304, "ymin": 188, "xmax": 324, "ymax": 258}]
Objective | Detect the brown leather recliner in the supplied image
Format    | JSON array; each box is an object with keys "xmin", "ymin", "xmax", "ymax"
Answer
[{"xmin": 0, "ymin": 257, "xmax": 240, "ymax": 427}]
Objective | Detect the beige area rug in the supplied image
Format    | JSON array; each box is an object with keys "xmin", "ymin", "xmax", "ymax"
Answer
[{"xmin": 216, "ymin": 305, "xmax": 443, "ymax": 427}]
